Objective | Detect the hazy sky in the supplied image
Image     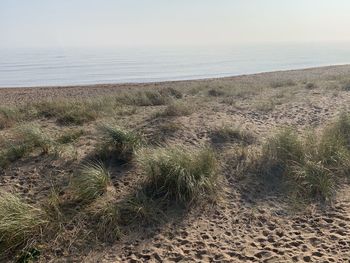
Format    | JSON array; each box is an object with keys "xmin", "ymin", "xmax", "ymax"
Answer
[{"xmin": 1, "ymin": 0, "xmax": 350, "ymax": 48}]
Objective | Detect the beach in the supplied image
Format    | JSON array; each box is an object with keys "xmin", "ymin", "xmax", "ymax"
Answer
[
  {"xmin": 1, "ymin": 65, "xmax": 350, "ymax": 262},
  {"xmin": 1, "ymin": 64, "xmax": 350, "ymax": 105}
]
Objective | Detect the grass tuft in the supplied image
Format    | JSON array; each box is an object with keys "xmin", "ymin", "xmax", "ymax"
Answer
[
  {"xmin": 160, "ymin": 87, "xmax": 183, "ymax": 99},
  {"xmin": 260, "ymin": 115, "xmax": 350, "ymax": 201},
  {"xmin": 270, "ymin": 79, "xmax": 296, "ymax": 88},
  {"xmin": 0, "ymin": 191, "xmax": 49, "ymax": 255},
  {"xmin": 211, "ymin": 126, "xmax": 255, "ymax": 145},
  {"xmin": 57, "ymin": 129, "xmax": 84, "ymax": 144},
  {"xmin": 0, "ymin": 124, "xmax": 53, "ymax": 168},
  {"xmin": 0, "ymin": 144, "xmax": 29, "ymax": 168},
  {"xmin": 88, "ymin": 192, "xmax": 120, "ymax": 242},
  {"xmin": 290, "ymin": 160, "xmax": 335, "ymax": 200},
  {"xmin": 71, "ymin": 162, "xmax": 111, "ymax": 201},
  {"xmin": 34, "ymin": 100, "xmax": 99, "ymax": 125},
  {"xmin": 117, "ymin": 90, "xmax": 172, "ymax": 106},
  {"xmin": 315, "ymin": 113, "xmax": 350, "ymax": 174},
  {"xmin": 157, "ymin": 101, "xmax": 194, "ymax": 117},
  {"xmin": 18, "ymin": 124, "xmax": 54, "ymax": 154},
  {"xmin": 208, "ymin": 88, "xmax": 226, "ymax": 97},
  {"xmin": 262, "ymin": 128, "xmax": 304, "ymax": 174},
  {"xmin": 139, "ymin": 146, "xmax": 219, "ymax": 204},
  {"xmin": 94, "ymin": 203, "xmax": 120, "ymax": 241},
  {"xmin": 0, "ymin": 107, "xmax": 21, "ymax": 130},
  {"xmin": 97, "ymin": 123, "xmax": 143, "ymax": 161}
]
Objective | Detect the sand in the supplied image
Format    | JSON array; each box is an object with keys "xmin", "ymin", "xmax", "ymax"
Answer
[
  {"xmin": 1, "ymin": 64, "xmax": 350, "ymax": 106},
  {"xmin": 1, "ymin": 65, "xmax": 350, "ymax": 262}
]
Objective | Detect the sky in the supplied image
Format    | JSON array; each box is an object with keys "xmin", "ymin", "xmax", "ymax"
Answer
[{"xmin": 1, "ymin": 0, "xmax": 350, "ymax": 48}]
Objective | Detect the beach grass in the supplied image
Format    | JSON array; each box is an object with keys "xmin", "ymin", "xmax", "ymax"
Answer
[
  {"xmin": 0, "ymin": 191, "xmax": 49, "ymax": 255},
  {"xmin": 2, "ymin": 66, "xmax": 350, "ymax": 261},
  {"xmin": 71, "ymin": 161, "xmax": 111, "ymax": 201},
  {"xmin": 138, "ymin": 146, "xmax": 219, "ymax": 204},
  {"xmin": 97, "ymin": 123, "xmax": 143, "ymax": 161}
]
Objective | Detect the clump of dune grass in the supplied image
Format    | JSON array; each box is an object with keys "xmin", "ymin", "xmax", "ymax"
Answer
[
  {"xmin": 230, "ymin": 86, "xmax": 258, "ymax": 99},
  {"xmin": 315, "ymin": 113, "xmax": 350, "ymax": 174},
  {"xmin": 87, "ymin": 188, "xmax": 120, "ymax": 241},
  {"xmin": 208, "ymin": 88, "xmax": 227, "ymax": 97},
  {"xmin": 0, "ymin": 107, "xmax": 21, "ymax": 130},
  {"xmin": 57, "ymin": 129, "xmax": 84, "ymax": 144},
  {"xmin": 322, "ymin": 112, "xmax": 350, "ymax": 150},
  {"xmin": 18, "ymin": 124, "xmax": 54, "ymax": 154},
  {"xmin": 117, "ymin": 90, "xmax": 172, "ymax": 106},
  {"xmin": 55, "ymin": 102, "xmax": 99, "ymax": 125},
  {"xmin": 57, "ymin": 110, "xmax": 97, "ymax": 126},
  {"xmin": 0, "ymin": 191, "xmax": 49, "ymax": 255},
  {"xmin": 259, "ymin": 129, "xmax": 318, "ymax": 198},
  {"xmin": 157, "ymin": 101, "xmax": 194, "ymax": 117},
  {"xmin": 211, "ymin": 126, "xmax": 255, "ymax": 145},
  {"xmin": 97, "ymin": 123, "xmax": 143, "ymax": 161},
  {"xmin": 34, "ymin": 100, "xmax": 99, "ymax": 125},
  {"xmin": 225, "ymin": 145, "xmax": 261, "ymax": 180},
  {"xmin": 0, "ymin": 143, "xmax": 29, "ymax": 168},
  {"xmin": 114, "ymin": 105, "xmax": 138, "ymax": 116},
  {"xmin": 270, "ymin": 79, "xmax": 296, "ymax": 88},
  {"xmin": 187, "ymin": 85, "xmax": 203, "ymax": 96},
  {"xmin": 260, "ymin": 115, "xmax": 350, "ymax": 200},
  {"xmin": 290, "ymin": 160, "xmax": 335, "ymax": 200},
  {"xmin": 254, "ymin": 99, "xmax": 276, "ymax": 112},
  {"xmin": 42, "ymin": 188, "xmax": 64, "ymax": 224},
  {"xmin": 160, "ymin": 87, "xmax": 183, "ymax": 99},
  {"xmin": 93, "ymin": 202, "xmax": 120, "ymax": 241},
  {"xmin": 87, "ymin": 189, "xmax": 163, "ymax": 240},
  {"xmin": 139, "ymin": 146, "xmax": 219, "ymax": 204},
  {"xmin": 0, "ymin": 124, "xmax": 53, "ymax": 168},
  {"xmin": 71, "ymin": 162, "xmax": 111, "ymax": 201},
  {"xmin": 262, "ymin": 128, "xmax": 304, "ymax": 173}
]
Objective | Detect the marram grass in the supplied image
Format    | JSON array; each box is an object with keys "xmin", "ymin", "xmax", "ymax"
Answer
[
  {"xmin": 18, "ymin": 124, "xmax": 54, "ymax": 154},
  {"xmin": 260, "ymin": 114, "xmax": 350, "ymax": 200},
  {"xmin": 97, "ymin": 123, "xmax": 143, "ymax": 161},
  {"xmin": 138, "ymin": 146, "xmax": 219, "ymax": 204},
  {"xmin": 0, "ymin": 191, "xmax": 49, "ymax": 255},
  {"xmin": 0, "ymin": 124, "xmax": 54, "ymax": 168},
  {"xmin": 71, "ymin": 161, "xmax": 111, "ymax": 201}
]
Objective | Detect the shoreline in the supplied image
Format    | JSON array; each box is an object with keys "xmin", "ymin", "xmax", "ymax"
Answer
[
  {"xmin": 1, "ymin": 64, "xmax": 350, "ymax": 106},
  {"xmin": 1, "ymin": 64, "xmax": 350, "ymax": 90}
]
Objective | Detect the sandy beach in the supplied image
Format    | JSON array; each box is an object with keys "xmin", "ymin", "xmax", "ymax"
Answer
[
  {"xmin": 1, "ymin": 64, "xmax": 350, "ymax": 105},
  {"xmin": 1, "ymin": 65, "xmax": 350, "ymax": 262}
]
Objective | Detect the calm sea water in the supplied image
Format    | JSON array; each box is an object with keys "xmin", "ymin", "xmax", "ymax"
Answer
[{"xmin": 1, "ymin": 43, "xmax": 350, "ymax": 88}]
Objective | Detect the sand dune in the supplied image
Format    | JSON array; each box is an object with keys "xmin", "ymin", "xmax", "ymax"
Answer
[{"xmin": 1, "ymin": 65, "xmax": 350, "ymax": 262}]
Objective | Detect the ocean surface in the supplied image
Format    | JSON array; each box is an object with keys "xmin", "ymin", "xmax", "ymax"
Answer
[{"xmin": 1, "ymin": 43, "xmax": 350, "ymax": 88}]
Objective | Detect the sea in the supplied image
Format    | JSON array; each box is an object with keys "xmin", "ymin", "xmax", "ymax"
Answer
[{"xmin": 1, "ymin": 43, "xmax": 350, "ymax": 88}]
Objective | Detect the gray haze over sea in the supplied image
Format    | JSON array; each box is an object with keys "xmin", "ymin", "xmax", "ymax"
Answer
[{"xmin": 1, "ymin": 43, "xmax": 350, "ymax": 88}]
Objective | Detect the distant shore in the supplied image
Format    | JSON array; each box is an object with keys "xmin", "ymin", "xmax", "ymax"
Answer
[{"xmin": 1, "ymin": 64, "xmax": 350, "ymax": 106}]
